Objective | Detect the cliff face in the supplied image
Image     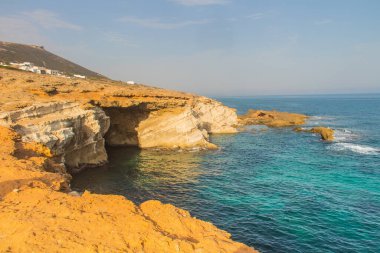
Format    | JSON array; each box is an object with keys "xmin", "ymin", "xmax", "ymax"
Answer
[
  {"xmin": 0, "ymin": 68, "xmax": 238, "ymax": 169},
  {"xmin": 137, "ymin": 107, "xmax": 217, "ymax": 149},
  {"xmin": 192, "ymin": 97, "xmax": 238, "ymax": 134},
  {"xmin": 0, "ymin": 102, "xmax": 110, "ymax": 170},
  {"xmin": 0, "ymin": 69, "xmax": 256, "ymax": 252}
]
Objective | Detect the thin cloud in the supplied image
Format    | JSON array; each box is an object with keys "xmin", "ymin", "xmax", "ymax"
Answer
[
  {"xmin": 170, "ymin": 0, "xmax": 229, "ymax": 6},
  {"xmin": 23, "ymin": 9, "xmax": 82, "ymax": 30},
  {"xmin": 118, "ymin": 16, "xmax": 211, "ymax": 29},
  {"xmin": 314, "ymin": 19, "xmax": 333, "ymax": 25},
  {"xmin": 103, "ymin": 31, "xmax": 139, "ymax": 47},
  {"xmin": 246, "ymin": 11, "xmax": 274, "ymax": 20}
]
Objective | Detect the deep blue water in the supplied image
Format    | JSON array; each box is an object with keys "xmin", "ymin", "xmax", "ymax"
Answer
[{"xmin": 72, "ymin": 94, "xmax": 380, "ymax": 253}]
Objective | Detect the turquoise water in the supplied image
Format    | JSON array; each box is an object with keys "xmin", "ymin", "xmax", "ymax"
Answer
[{"xmin": 72, "ymin": 94, "xmax": 380, "ymax": 253}]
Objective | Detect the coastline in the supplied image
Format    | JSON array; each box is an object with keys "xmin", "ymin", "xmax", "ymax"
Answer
[{"xmin": 0, "ymin": 68, "xmax": 257, "ymax": 252}]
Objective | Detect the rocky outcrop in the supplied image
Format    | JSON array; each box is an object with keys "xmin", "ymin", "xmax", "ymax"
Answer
[
  {"xmin": 0, "ymin": 63, "xmax": 259, "ymax": 252},
  {"xmin": 0, "ymin": 188, "xmax": 257, "ymax": 253},
  {"xmin": 0, "ymin": 126, "xmax": 257, "ymax": 252},
  {"xmin": 0, "ymin": 101, "xmax": 110, "ymax": 170},
  {"xmin": 0, "ymin": 126, "xmax": 70, "ymax": 198},
  {"xmin": 0, "ymin": 68, "xmax": 256, "ymax": 252},
  {"xmin": 0, "ymin": 97, "xmax": 237, "ymax": 169},
  {"xmin": 294, "ymin": 126, "xmax": 334, "ymax": 141},
  {"xmin": 239, "ymin": 109, "xmax": 308, "ymax": 127},
  {"xmin": 192, "ymin": 97, "xmax": 238, "ymax": 133},
  {"xmin": 104, "ymin": 98, "xmax": 237, "ymax": 149},
  {"xmin": 0, "ymin": 68, "xmax": 239, "ymax": 155},
  {"xmin": 137, "ymin": 107, "xmax": 217, "ymax": 149}
]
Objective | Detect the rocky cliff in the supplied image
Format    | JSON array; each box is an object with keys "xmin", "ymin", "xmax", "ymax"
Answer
[
  {"xmin": 0, "ymin": 68, "xmax": 238, "ymax": 169},
  {"xmin": 0, "ymin": 68, "xmax": 255, "ymax": 252},
  {"xmin": 0, "ymin": 102, "xmax": 110, "ymax": 170}
]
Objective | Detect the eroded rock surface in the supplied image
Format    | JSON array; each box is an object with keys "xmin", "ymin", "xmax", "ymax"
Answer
[
  {"xmin": 0, "ymin": 69, "xmax": 256, "ymax": 252},
  {"xmin": 0, "ymin": 101, "xmax": 110, "ymax": 170},
  {"xmin": 192, "ymin": 97, "xmax": 238, "ymax": 133},
  {"xmin": 0, "ymin": 68, "xmax": 239, "ymax": 168},
  {"xmin": 0, "ymin": 188, "xmax": 257, "ymax": 253},
  {"xmin": 294, "ymin": 126, "xmax": 335, "ymax": 141},
  {"xmin": 137, "ymin": 107, "xmax": 217, "ymax": 149},
  {"xmin": 239, "ymin": 109, "xmax": 308, "ymax": 127}
]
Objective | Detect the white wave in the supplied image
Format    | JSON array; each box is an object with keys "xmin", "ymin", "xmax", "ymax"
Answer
[
  {"xmin": 333, "ymin": 129, "xmax": 358, "ymax": 142},
  {"xmin": 309, "ymin": 115, "xmax": 336, "ymax": 121},
  {"xmin": 328, "ymin": 143, "xmax": 380, "ymax": 155}
]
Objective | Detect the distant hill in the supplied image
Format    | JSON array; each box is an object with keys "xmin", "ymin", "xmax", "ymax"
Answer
[{"xmin": 0, "ymin": 41, "xmax": 106, "ymax": 78}]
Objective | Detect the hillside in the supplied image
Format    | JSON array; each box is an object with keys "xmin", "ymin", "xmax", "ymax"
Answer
[{"xmin": 0, "ymin": 41, "xmax": 106, "ymax": 78}]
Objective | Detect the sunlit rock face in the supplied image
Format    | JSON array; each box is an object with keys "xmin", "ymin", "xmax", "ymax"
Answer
[
  {"xmin": 104, "ymin": 98, "xmax": 238, "ymax": 150},
  {"xmin": 137, "ymin": 107, "xmax": 217, "ymax": 149},
  {"xmin": 239, "ymin": 109, "xmax": 308, "ymax": 127},
  {"xmin": 0, "ymin": 68, "xmax": 256, "ymax": 252},
  {"xmin": 0, "ymin": 102, "xmax": 110, "ymax": 169},
  {"xmin": 192, "ymin": 97, "xmax": 238, "ymax": 134},
  {"xmin": 0, "ymin": 68, "xmax": 240, "ymax": 166}
]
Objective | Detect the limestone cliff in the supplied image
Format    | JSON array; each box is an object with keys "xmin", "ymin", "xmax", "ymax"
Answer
[
  {"xmin": 0, "ymin": 102, "xmax": 110, "ymax": 170},
  {"xmin": 0, "ymin": 68, "xmax": 238, "ymax": 169},
  {"xmin": 0, "ymin": 68, "xmax": 256, "ymax": 252},
  {"xmin": 137, "ymin": 107, "xmax": 217, "ymax": 149},
  {"xmin": 192, "ymin": 97, "xmax": 238, "ymax": 134}
]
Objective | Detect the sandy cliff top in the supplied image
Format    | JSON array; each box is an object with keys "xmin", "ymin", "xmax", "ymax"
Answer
[{"xmin": 0, "ymin": 68, "xmax": 194, "ymax": 112}]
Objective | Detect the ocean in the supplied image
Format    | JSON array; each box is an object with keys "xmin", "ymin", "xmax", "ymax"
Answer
[{"xmin": 72, "ymin": 94, "xmax": 380, "ymax": 253}]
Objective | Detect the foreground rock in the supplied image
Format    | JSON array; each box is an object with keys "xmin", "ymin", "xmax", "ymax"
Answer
[
  {"xmin": 239, "ymin": 109, "xmax": 308, "ymax": 127},
  {"xmin": 0, "ymin": 187, "xmax": 257, "ymax": 253},
  {"xmin": 294, "ymin": 126, "xmax": 335, "ymax": 141}
]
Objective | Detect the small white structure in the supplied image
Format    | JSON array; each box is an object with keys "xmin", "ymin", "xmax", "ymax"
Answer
[
  {"xmin": 51, "ymin": 70, "xmax": 59, "ymax": 75},
  {"xmin": 74, "ymin": 74, "xmax": 86, "ymax": 79},
  {"xmin": 126, "ymin": 80, "xmax": 135, "ymax": 85}
]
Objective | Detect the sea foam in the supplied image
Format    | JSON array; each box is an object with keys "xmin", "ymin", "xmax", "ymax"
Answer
[
  {"xmin": 328, "ymin": 142, "xmax": 380, "ymax": 155},
  {"xmin": 333, "ymin": 128, "xmax": 358, "ymax": 142}
]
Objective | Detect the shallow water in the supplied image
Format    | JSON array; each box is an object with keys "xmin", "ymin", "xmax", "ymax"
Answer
[{"xmin": 72, "ymin": 94, "xmax": 380, "ymax": 253}]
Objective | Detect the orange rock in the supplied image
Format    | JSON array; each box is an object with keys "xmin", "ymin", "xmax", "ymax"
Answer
[
  {"xmin": 239, "ymin": 109, "xmax": 308, "ymax": 127},
  {"xmin": 0, "ymin": 187, "xmax": 258, "ymax": 252},
  {"xmin": 0, "ymin": 69, "xmax": 257, "ymax": 252},
  {"xmin": 293, "ymin": 126, "xmax": 334, "ymax": 141},
  {"xmin": 310, "ymin": 127, "xmax": 334, "ymax": 141}
]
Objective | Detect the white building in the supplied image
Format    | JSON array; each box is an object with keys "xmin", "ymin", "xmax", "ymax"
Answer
[
  {"xmin": 126, "ymin": 81, "xmax": 135, "ymax": 85},
  {"xmin": 74, "ymin": 74, "xmax": 86, "ymax": 79}
]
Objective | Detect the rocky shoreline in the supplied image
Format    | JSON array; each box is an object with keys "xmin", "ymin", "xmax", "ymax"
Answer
[
  {"xmin": 0, "ymin": 68, "xmax": 334, "ymax": 252},
  {"xmin": 0, "ymin": 68, "xmax": 258, "ymax": 252}
]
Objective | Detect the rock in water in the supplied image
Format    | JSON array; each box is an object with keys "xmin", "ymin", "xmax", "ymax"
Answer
[
  {"xmin": 310, "ymin": 127, "xmax": 335, "ymax": 141},
  {"xmin": 293, "ymin": 126, "xmax": 335, "ymax": 141},
  {"xmin": 239, "ymin": 109, "xmax": 308, "ymax": 127}
]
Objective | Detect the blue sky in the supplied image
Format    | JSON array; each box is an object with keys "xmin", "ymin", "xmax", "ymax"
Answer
[{"xmin": 1, "ymin": 0, "xmax": 379, "ymax": 95}]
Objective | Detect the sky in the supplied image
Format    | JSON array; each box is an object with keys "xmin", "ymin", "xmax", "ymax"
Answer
[{"xmin": 0, "ymin": 0, "xmax": 379, "ymax": 96}]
